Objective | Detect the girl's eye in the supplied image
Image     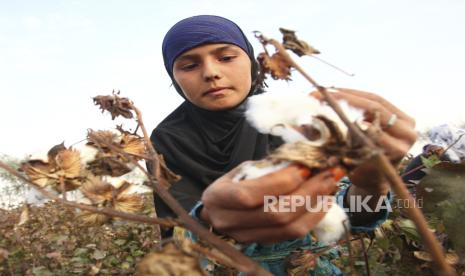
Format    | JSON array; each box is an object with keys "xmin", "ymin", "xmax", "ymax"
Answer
[
  {"xmin": 219, "ymin": 55, "xmax": 236, "ymax": 62},
  {"xmin": 181, "ymin": 63, "xmax": 198, "ymax": 71}
]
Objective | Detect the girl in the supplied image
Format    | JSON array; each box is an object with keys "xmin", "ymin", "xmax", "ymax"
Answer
[{"xmin": 151, "ymin": 15, "xmax": 417, "ymax": 275}]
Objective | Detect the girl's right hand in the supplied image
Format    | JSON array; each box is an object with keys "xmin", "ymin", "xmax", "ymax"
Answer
[{"xmin": 199, "ymin": 162, "xmax": 337, "ymax": 244}]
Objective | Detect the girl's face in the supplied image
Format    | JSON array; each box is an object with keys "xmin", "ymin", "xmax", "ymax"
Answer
[{"xmin": 172, "ymin": 43, "xmax": 252, "ymax": 110}]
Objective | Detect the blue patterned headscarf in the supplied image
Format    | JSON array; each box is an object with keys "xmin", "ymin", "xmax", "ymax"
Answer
[{"xmin": 162, "ymin": 15, "xmax": 253, "ymax": 77}]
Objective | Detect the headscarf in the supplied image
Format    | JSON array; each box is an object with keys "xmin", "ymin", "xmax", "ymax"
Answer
[{"xmin": 150, "ymin": 15, "xmax": 281, "ymax": 219}]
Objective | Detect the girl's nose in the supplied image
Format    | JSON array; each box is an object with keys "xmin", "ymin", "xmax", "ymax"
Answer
[{"xmin": 202, "ymin": 60, "xmax": 222, "ymax": 81}]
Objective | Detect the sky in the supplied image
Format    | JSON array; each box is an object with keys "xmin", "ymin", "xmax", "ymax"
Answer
[{"xmin": 1, "ymin": 0, "xmax": 465, "ymax": 159}]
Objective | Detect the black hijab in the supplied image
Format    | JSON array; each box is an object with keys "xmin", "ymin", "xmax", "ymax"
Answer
[{"xmin": 150, "ymin": 15, "xmax": 282, "ymax": 218}]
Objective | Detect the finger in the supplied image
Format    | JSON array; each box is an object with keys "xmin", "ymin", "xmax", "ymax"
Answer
[
  {"xmin": 331, "ymin": 91, "xmax": 415, "ymax": 137},
  {"xmin": 375, "ymin": 131, "xmax": 416, "ymax": 162},
  {"xmin": 202, "ymin": 165, "xmax": 306, "ymax": 209},
  {"xmin": 206, "ymin": 171, "xmax": 337, "ymax": 230},
  {"xmin": 226, "ymin": 204, "xmax": 328, "ymax": 244},
  {"xmin": 334, "ymin": 88, "xmax": 415, "ymax": 127},
  {"xmin": 363, "ymin": 117, "xmax": 418, "ymax": 144}
]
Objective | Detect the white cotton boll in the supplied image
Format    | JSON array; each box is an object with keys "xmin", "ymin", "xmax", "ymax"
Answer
[
  {"xmin": 245, "ymin": 91, "xmax": 324, "ymax": 134},
  {"xmin": 314, "ymin": 202, "xmax": 349, "ymax": 244},
  {"xmin": 270, "ymin": 125, "xmax": 308, "ymax": 143},
  {"xmin": 75, "ymin": 144, "xmax": 98, "ymax": 166},
  {"xmin": 232, "ymin": 161, "xmax": 290, "ymax": 182},
  {"xmin": 123, "ymin": 184, "xmax": 152, "ymax": 194},
  {"xmin": 103, "ymin": 165, "xmax": 150, "ymax": 192},
  {"xmin": 336, "ymin": 100, "xmax": 364, "ymax": 123}
]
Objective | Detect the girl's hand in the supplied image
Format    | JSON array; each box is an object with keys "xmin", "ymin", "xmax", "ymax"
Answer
[
  {"xmin": 328, "ymin": 88, "xmax": 417, "ymax": 194},
  {"xmin": 200, "ymin": 163, "xmax": 337, "ymax": 244}
]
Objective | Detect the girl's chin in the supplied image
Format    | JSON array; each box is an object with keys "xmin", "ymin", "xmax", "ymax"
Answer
[{"xmin": 202, "ymin": 99, "xmax": 242, "ymax": 110}]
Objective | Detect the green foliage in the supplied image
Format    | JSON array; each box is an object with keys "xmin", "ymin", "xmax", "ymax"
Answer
[
  {"xmin": 417, "ymin": 161, "xmax": 465, "ymax": 259},
  {"xmin": 336, "ymin": 212, "xmax": 464, "ymax": 275},
  {"xmin": 420, "ymin": 155, "xmax": 442, "ymax": 169}
]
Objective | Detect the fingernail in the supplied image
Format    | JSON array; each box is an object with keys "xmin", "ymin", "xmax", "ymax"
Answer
[
  {"xmin": 309, "ymin": 91, "xmax": 323, "ymax": 100},
  {"xmin": 329, "ymin": 166, "xmax": 346, "ymax": 182},
  {"xmin": 298, "ymin": 167, "xmax": 311, "ymax": 179}
]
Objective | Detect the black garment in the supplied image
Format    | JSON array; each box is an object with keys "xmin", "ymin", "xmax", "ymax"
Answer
[{"xmin": 149, "ymin": 100, "xmax": 283, "ymax": 219}]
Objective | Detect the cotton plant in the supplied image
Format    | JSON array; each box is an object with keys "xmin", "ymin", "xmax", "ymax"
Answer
[
  {"xmin": 232, "ymin": 91, "xmax": 365, "ymax": 243},
  {"xmin": 19, "ymin": 127, "xmax": 150, "ymax": 225}
]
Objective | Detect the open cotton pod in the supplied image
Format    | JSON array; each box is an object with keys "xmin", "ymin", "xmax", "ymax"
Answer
[{"xmin": 21, "ymin": 142, "xmax": 84, "ymax": 192}]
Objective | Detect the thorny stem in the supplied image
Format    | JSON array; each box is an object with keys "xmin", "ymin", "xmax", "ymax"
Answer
[
  {"xmin": 130, "ymin": 104, "xmax": 161, "ymax": 184},
  {"xmin": 264, "ymin": 37, "xmax": 456, "ymax": 275},
  {"xmin": 0, "ymin": 161, "xmax": 179, "ymax": 227},
  {"xmin": 359, "ymin": 235, "xmax": 371, "ymax": 276},
  {"xmin": 114, "ymin": 106, "xmax": 271, "ymax": 275}
]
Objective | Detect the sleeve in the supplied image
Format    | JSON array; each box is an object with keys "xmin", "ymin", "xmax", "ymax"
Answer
[
  {"xmin": 184, "ymin": 201, "xmax": 207, "ymax": 242},
  {"xmin": 336, "ymin": 177, "xmax": 392, "ymax": 232}
]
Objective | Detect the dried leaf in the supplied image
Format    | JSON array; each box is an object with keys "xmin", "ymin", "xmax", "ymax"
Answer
[
  {"xmin": 47, "ymin": 142, "xmax": 67, "ymax": 166},
  {"xmin": 114, "ymin": 194, "xmax": 144, "ymax": 214},
  {"xmin": 17, "ymin": 204, "xmax": 30, "ymax": 226},
  {"xmin": 80, "ymin": 176, "xmax": 113, "ymax": 204},
  {"xmin": 158, "ymin": 154, "xmax": 181, "ymax": 185},
  {"xmin": 87, "ymin": 130, "xmax": 118, "ymax": 153},
  {"xmin": 257, "ymin": 52, "xmax": 292, "ymax": 81},
  {"xmin": 284, "ymin": 250, "xmax": 317, "ymax": 275},
  {"xmin": 21, "ymin": 144, "xmax": 83, "ymax": 191},
  {"xmin": 414, "ymin": 251, "xmax": 459, "ymax": 265},
  {"xmin": 136, "ymin": 243, "xmax": 205, "ymax": 276},
  {"xmin": 79, "ymin": 177, "xmax": 144, "ymax": 225},
  {"xmin": 55, "ymin": 149, "xmax": 81, "ymax": 178},
  {"xmin": 93, "ymin": 92, "xmax": 134, "ymax": 120},
  {"xmin": 120, "ymin": 133, "xmax": 146, "ymax": 158},
  {"xmin": 21, "ymin": 160, "xmax": 55, "ymax": 187},
  {"xmin": 87, "ymin": 156, "xmax": 132, "ymax": 177},
  {"xmin": 79, "ymin": 211, "xmax": 110, "ymax": 225},
  {"xmin": 280, "ymin": 27, "xmax": 320, "ymax": 57},
  {"xmin": 87, "ymin": 130, "xmax": 146, "ymax": 175}
]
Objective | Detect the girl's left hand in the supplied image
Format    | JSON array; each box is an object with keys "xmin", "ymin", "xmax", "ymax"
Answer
[{"xmin": 320, "ymin": 88, "xmax": 418, "ymax": 194}]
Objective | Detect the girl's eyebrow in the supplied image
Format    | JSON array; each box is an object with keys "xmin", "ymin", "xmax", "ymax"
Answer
[{"xmin": 176, "ymin": 45, "xmax": 238, "ymax": 62}]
